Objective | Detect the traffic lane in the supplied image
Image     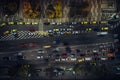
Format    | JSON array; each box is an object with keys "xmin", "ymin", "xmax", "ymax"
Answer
[
  {"xmin": 0, "ymin": 33, "xmax": 114, "ymax": 52},
  {"xmin": 0, "ymin": 25, "xmax": 39, "ymax": 32},
  {"xmin": 0, "ymin": 31, "xmax": 113, "ymax": 44}
]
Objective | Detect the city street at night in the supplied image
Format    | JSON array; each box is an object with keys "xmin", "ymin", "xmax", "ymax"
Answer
[{"xmin": 0, "ymin": 0, "xmax": 120, "ymax": 80}]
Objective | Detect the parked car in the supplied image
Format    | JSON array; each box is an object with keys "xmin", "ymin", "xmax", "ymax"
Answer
[
  {"xmin": 70, "ymin": 54, "xmax": 77, "ymax": 61},
  {"xmin": 100, "ymin": 56, "xmax": 108, "ymax": 61},
  {"xmin": 37, "ymin": 55, "xmax": 44, "ymax": 59},
  {"xmin": 61, "ymin": 53, "xmax": 68, "ymax": 61},
  {"xmin": 84, "ymin": 57, "xmax": 92, "ymax": 61},
  {"xmin": 54, "ymin": 54, "xmax": 61, "ymax": 62},
  {"xmin": 77, "ymin": 58, "xmax": 85, "ymax": 62}
]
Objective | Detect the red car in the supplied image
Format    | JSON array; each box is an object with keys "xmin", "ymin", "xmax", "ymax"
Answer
[
  {"xmin": 61, "ymin": 53, "xmax": 68, "ymax": 58},
  {"xmin": 19, "ymin": 43, "xmax": 29, "ymax": 47},
  {"xmin": 28, "ymin": 28, "xmax": 36, "ymax": 32},
  {"xmin": 29, "ymin": 42, "xmax": 38, "ymax": 47}
]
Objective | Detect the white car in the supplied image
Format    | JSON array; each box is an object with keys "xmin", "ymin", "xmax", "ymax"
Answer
[
  {"xmin": 37, "ymin": 50, "xmax": 46, "ymax": 54},
  {"xmin": 61, "ymin": 58, "xmax": 68, "ymax": 61},
  {"xmin": 100, "ymin": 57, "xmax": 108, "ymax": 60},
  {"xmin": 70, "ymin": 58, "xmax": 77, "ymax": 61},
  {"xmin": 85, "ymin": 57, "xmax": 92, "ymax": 61},
  {"xmin": 93, "ymin": 49, "xmax": 99, "ymax": 53},
  {"xmin": 37, "ymin": 55, "xmax": 43, "ymax": 59},
  {"xmin": 97, "ymin": 32, "xmax": 108, "ymax": 36},
  {"xmin": 55, "ymin": 58, "xmax": 61, "ymax": 61}
]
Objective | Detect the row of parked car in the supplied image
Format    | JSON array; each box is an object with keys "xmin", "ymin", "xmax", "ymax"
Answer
[
  {"xmin": 0, "ymin": 52, "xmax": 25, "ymax": 61},
  {"xmin": 36, "ymin": 48, "xmax": 115, "ymax": 63}
]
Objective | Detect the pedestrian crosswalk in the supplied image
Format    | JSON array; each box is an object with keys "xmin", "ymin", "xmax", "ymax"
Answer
[
  {"xmin": 0, "ymin": 30, "xmax": 94, "ymax": 41},
  {"xmin": 0, "ymin": 31, "xmax": 46, "ymax": 41}
]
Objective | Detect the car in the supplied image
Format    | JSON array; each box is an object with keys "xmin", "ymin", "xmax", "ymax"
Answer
[
  {"xmin": 100, "ymin": 56, "xmax": 108, "ymax": 60},
  {"xmin": 107, "ymin": 53, "xmax": 115, "ymax": 60},
  {"xmin": 37, "ymin": 50, "xmax": 46, "ymax": 54},
  {"xmin": 11, "ymin": 29, "xmax": 17, "ymax": 33},
  {"xmin": 76, "ymin": 49, "xmax": 81, "ymax": 53},
  {"xmin": 86, "ymin": 28, "xmax": 92, "ymax": 31},
  {"xmin": 29, "ymin": 42, "xmax": 38, "ymax": 47},
  {"xmin": 77, "ymin": 58, "xmax": 85, "ymax": 62},
  {"xmin": 28, "ymin": 32, "xmax": 36, "ymax": 36},
  {"xmin": 97, "ymin": 32, "xmax": 108, "ymax": 36},
  {"xmin": 72, "ymin": 31, "xmax": 79, "ymax": 34},
  {"xmin": 32, "ymin": 22, "xmax": 38, "ymax": 25},
  {"xmin": 100, "ymin": 21, "xmax": 107, "ymax": 24},
  {"xmin": 2, "ymin": 56, "xmax": 10, "ymax": 61},
  {"xmin": 92, "ymin": 49, "xmax": 99, "ymax": 53},
  {"xmin": 52, "ymin": 47, "xmax": 59, "ymax": 53},
  {"xmin": 50, "ymin": 22, "xmax": 56, "ymax": 25},
  {"xmin": 3, "ymin": 30, "xmax": 10, "ymax": 35},
  {"xmin": 54, "ymin": 54, "xmax": 61, "ymax": 61},
  {"xmin": 37, "ymin": 31, "xmax": 49, "ymax": 36},
  {"xmin": 53, "ymin": 29, "xmax": 59, "ymax": 32},
  {"xmin": 55, "ymin": 58, "xmax": 61, "ymax": 61},
  {"xmin": 61, "ymin": 53, "xmax": 68, "ymax": 61},
  {"xmin": 37, "ymin": 55, "xmax": 44, "ymax": 59},
  {"xmin": 107, "ymin": 53, "xmax": 114, "ymax": 58},
  {"xmin": 81, "ymin": 21, "xmax": 88, "ymax": 24},
  {"xmin": 43, "ymin": 45, "xmax": 51, "ymax": 49},
  {"xmin": 55, "ymin": 54, "xmax": 60, "ymax": 58},
  {"xmin": 17, "ymin": 22, "xmax": 23, "ymax": 25},
  {"xmin": 70, "ymin": 54, "xmax": 77, "ymax": 61},
  {"xmin": 25, "ymin": 22, "xmax": 31, "ymax": 25},
  {"xmin": 84, "ymin": 57, "xmax": 92, "ymax": 61},
  {"xmin": 65, "ymin": 47, "xmax": 72, "ymax": 53},
  {"xmin": 90, "ymin": 21, "xmax": 97, "ymax": 24},
  {"xmin": 18, "ymin": 52, "xmax": 23, "ymax": 55},
  {"xmin": 0, "ymin": 22, "xmax": 6, "ymax": 27},
  {"xmin": 19, "ymin": 43, "xmax": 29, "ymax": 48},
  {"xmin": 8, "ymin": 21, "xmax": 14, "ymax": 25},
  {"xmin": 101, "ymin": 27, "xmax": 109, "ymax": 31},
  {"xmin": 16, "ymin": 55, "xmax": 25, "ymax": 60},
  {"xmin": 66, "ymin": 28, "xmax": 72, "ymax": 31},
  {"xmin": 64, "ymin": 31, "xmax": 71, "ymax": 35},
  {"xmin": 44, "ymin": 22, "xmax": 50, "ymax": 25},
  {"xmin": 47, "ymin": 30, "xmax": 53, "ymax": 33},
  {"xmin": 59, "ymin": 31, "xmax": 64, "ymax": 35},
  {"xmin": 28, "ymin": 28, "xmax": 36, "ymax": 32},
  {"xmin": 11, "ymin": 29, "xmax": 18, "ymax": 37}
]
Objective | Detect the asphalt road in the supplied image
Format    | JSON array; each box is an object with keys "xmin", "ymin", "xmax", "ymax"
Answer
[{"xmin": 0, "ymin": 31, "xmax": 113, "ymax": 52}]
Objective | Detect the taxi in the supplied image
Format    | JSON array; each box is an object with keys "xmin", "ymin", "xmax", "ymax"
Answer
[
  {"xmin": 86, "ymin": 28, "xmax": 92, "ymax": 31},
  {"xmin": 81, "ymin": 21, "xmax": 88, "ymax": 24},
  {"xmin": 11, "ymin": 29, "xmax": 17, "ymax": 33},
  {"xmin": 17, "ymin": 22, "xmax": 23, "ymax": 25},
  {"xmin": 8, "ymin": 22, "xmax": 14, "ymax": 25},
  {"xmin": 77, "ymin": 58, "xmax": 85, "ymax": 62},
  {"xmin": 101, "ymin": 27, "xmax": 109, "ymax": 31}
]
